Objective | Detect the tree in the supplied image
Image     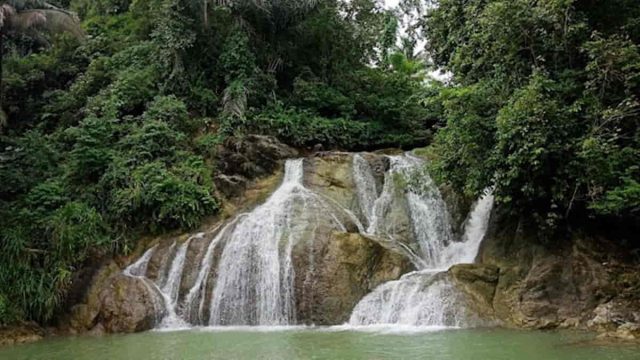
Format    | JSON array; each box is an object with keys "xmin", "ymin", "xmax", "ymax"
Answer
[
  {"xmin": 425, "ymin": 0, "xmax": 640, "ymax": 232},
  {"xmin": 0, "ymin": 0, "xmax": 84, "ymax": 130}
]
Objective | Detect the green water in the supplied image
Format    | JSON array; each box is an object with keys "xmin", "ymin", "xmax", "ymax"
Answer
[{"xmin": 1, "ymin": 327, "xmax": 638, "ymax": 360}]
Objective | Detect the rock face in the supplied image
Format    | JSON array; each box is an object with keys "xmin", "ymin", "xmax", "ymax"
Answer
[
  {"xmin": 65, "ymin": 266, "xmax": 163, "ymax": 334},
  {"xmin": 59, "ymin": 144, "xmax": 639, "ymax": 338},
  {"xmin": 447, "ymin": 209, "xmax": 640, "ymax": 337},
  {"xmin": 215, "ymin": 135, "xmax": 299, "ymax": 199},
  {"xmin": 448, "ymin": 264, "xmax": 499, "ymax": 321},
  {"xmin": 296, "ymin": 232, "xmax": 413, "ymax": 325},
  {"xmin": 95, "ymin": 275, "xmax": 162, "ymax": 333}
]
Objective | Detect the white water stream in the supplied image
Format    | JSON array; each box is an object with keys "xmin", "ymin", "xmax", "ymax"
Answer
[{"xmin": 349, "ymin": 154, "xmax": 494, "ymax": 327}]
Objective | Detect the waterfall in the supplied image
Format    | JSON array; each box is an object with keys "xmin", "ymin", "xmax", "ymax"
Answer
[
  {"xmin": 121, "ymin": 152, "xmax": 494, "ymax": 330},
  {"xmin": 441, "ymin": 192, "xmax": 495, "ymax": 266},
  {"xmin": 182, "ymin": 221, "xmax": 237, "ymax": 324},
  {"xmin": 349, "ymin": 153, "xmax": 494, "ymax": 328},
  {"xmin": 206, "ymin": 159, "xmax": 351, "ymax": 325},
  {"xmin": 353, "ymin": 154, "xmax": 455, "ymax": 268},
  {"xmin": 353, "ymin": 154, "xmax": 378, "ymax": 228},
  {"xmin": 122, "ymin": 246, "xmax": 166, "ymax": 325},
  {"xmin": 157, "ymin": 237, "xmax": 195, "ymax": 328},
  {"xmin": 349, "ymin": 270, "xmax": 467, "ymax": 327},
  {"xmin": 123, "ymin": 246, "xmax": 156, "ymax": 277},
  {"xmin": 122, "ymin": 158, "xmax": 353, "ymax": 327}
]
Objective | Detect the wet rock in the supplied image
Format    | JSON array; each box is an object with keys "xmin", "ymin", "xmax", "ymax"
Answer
[
  {"xmin": 216, "ymin": 135, "xmax": 298, "ymax": 180},
  {"xmin": 588, "ymin": 300, "xmax": 640, "ymax": 334},
  {"xmin": 358, "ymin": 152, "xmax": 388, "ymax": 195},
  {"xmin": 439, "ymin": 185, "xmax": 473, "ymax": 238},
  {"xmin": 449, "ymin": 264, "xmax": 499, "ymax": 319},
  {"xmin": 305, "ymin": 153, "xmax": 416, "ymax": 248},
  {"xmin": 296, "ymin": 231, "xmax": 414, "ymax": 325},
  {"xmin": 145, "ymin": 242, "xmax": 177, "ymax": 282},
  {"xmin": 68, "ymin": 303, "xmax": 100, "ymax": 331},
  {"xmin": 0, "ymin": 323, "xmax": 44, "ymax": 346},
  {"xmin": 96, "ymin": 274, "xmax": 163, "ymax": 333},
  {"xmin": 215, "ymin": 174, "xmax": 249, "ymax": 198},
  {"xmin": 476, "ymin": 209, "xmax": 640, "ymax": 333},
  {"xmin": 305, "ymin": 153, "xmax": 359, "ymax": 212}
]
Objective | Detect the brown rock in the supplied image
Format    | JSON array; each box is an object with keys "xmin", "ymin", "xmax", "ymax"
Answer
[
  {"xmin": 476, "ymin": 209, "xmax": 640, "ymax": 333},
  {"xmin": 449, "ymin": 264, "xmax": 499, "ymax": 319},
  {"xmin": 0, "ymin": 323, "xmax": 44, "ymax": 346},
  {"xmin": 96, "ymin": 274, "xmax": 163, "ymax": 333},
  {"xmin": 296, "ymin": 231, "xmax": 414, "ymax": 325}
]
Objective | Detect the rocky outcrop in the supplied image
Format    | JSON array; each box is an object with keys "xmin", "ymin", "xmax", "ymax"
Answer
[
  {"xmin": 448, "ymin": 209, "xmax": 640, "ymax": 338},
  {"xmin": 94, "ymin": 275, "xmax": 163, "ymax": 333},
  {"xmin": 65, "ymin": 263, "xmax": 163, "ymax": 334},
  {"xmin": 60, "ymin": 150, "xmax": 420, "ymax": 333},
  {"xmin": 0, "ymin": 323, "xmax": 44, "ymax": 346},
  {"xmin": 215, "ymin": 135, "xmax": 298, "ymax": 198},
  {"xmin": 448, "ymin": 264, "xmax": 499, "ymax": 321},
  {"xmin": 305, "ymin": 153, "xmax": 417, "ymax": 250},
  {"xmin": 296, "ymin": 232, "xmax": 413, "ymax": 325}
]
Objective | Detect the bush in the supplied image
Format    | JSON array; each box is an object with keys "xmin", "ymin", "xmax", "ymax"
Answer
[
  {"xmin": 108, "ymin": 159, "xmax": 218, "ymax": 231},
  {"xmin": 250, "ymin": 105, "xmax": 428, "ymax": 149}
]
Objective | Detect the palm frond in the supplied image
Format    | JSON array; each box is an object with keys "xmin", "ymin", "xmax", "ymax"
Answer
[{"xmin": 222, "ymin": 80, "xmax": 248, "ymax": 120}]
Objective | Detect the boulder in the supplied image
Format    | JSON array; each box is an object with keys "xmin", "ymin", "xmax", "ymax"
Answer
[
  {"xmin": 449, "ymin": 264, "xmax": 499, "ymax": 320},
  {"xmin": 216, "ymin": 135, "xmax": 299, "ymax": 180},
  {"xmin": 295, "ymin": 231, "xmax": 414, "ymax": 325},
  {"xmin": 215, "ymin": 174, "xmax": 249, "ymax": 198},
  {"xmin": 304, "ymin": 153, "xmax": 360, "ymax": 215},
  {"xmin": 95, "ymin": 274, "xmax": 163, "ymax": 333}
]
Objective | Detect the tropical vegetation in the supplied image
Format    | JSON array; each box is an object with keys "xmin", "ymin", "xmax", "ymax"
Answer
[{"xmin": 0, "ymin": 0, "xmax": 638, "ymax": 327}]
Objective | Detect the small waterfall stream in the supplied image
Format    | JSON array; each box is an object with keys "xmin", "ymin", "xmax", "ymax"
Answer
[
  {"xmin": 121, "ymin": 152, "xmax": 494, "ymax": 330},
  {"xmin": 349, "ymin": 153, "xmax": 494, "ymax": 327}
]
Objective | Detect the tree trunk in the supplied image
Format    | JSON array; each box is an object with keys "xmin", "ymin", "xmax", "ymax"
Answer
[{"xmin": 203, "ymin": 0, "xmax": 209, "ymax": 28}]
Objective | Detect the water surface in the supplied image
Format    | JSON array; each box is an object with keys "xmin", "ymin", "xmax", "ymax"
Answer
[{"xmin": 2, "ymin": 327, "xmax": 638, "ymax": 360}]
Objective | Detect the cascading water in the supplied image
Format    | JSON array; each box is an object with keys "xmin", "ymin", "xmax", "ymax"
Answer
[
  {"xmin": 121, "ymin": 152, "xmax": 494, "ymax": 330},
  {"xmin": 206, "ymin": 159, "xmax": 347, "ymax": 325},
  {"xmin": 349, "ymin": 153, "xmax": 494, "ymax": 327},
  {"xmin": 352, "ymin": 153, "xmax": 457, "ymax": 268},
  {"xmin": 348, "ymin": 270, "xmax": 468, "ymax": 327},
  {"xmin": 124, "ymin": 159, "xmax": 353, "ymax": 327},
  {"xmin": 441, "ymin": 192, "xmax": 495, "ymax": 266}
]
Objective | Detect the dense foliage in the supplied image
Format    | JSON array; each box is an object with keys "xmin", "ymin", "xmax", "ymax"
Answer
[
  {"xmin": 0, "ymin": 0, "xmax": 433, "ymax": 324},
  {"xmin": 424, "ymin": 0, "xmax": 640, "ymax": 232}
]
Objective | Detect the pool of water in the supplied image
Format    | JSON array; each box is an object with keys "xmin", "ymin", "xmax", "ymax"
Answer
[{"xmin": 1, "ymin": 326, "xmax": 638, "ymax": 360}]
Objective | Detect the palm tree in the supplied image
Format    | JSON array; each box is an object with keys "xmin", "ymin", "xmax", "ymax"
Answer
[{"xmin": 0, "ymin": 0, "xmax": 85, "ymax": 130}]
